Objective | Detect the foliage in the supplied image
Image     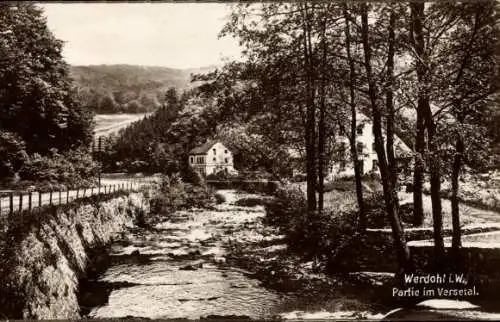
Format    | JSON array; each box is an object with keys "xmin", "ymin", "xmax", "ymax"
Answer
[
  {"xmin": 214, "ymin": 192, "xmax": 226, "ymax": 204},
  {"xmin": 71, "ymin": 65, "xmax": 214, "ymax": 114},
  {"xmin": 18, "ymin": 149, "xmax": 97, "ymax": 190},
  {"xmin": 103, "ymin": 87, "xmax": 223, "ymax": 174},
  {"xmin": 149, "ymin": 175, "xmax": 216, "ymax": 216},
  {"xmin": 234, "ymin": 197, "xmax": 268, "ymax": 207},
  {"xmin": 206, "ymin": 170, "xmax": 234, "ymax": 181},
  {"xmin": 264, "ymin": 185, "xmax": 361, "ymax": 260},
  {"xmin": 0, "ymin": 3, "xmax": 93, "ymax": 156},
  {"xmin": 182, "ymin": 166, "xmax": 205, "ymax": 185},
  {"xmin": 0, "ymin": 131, "xmax": 28, "ymax": 181}
]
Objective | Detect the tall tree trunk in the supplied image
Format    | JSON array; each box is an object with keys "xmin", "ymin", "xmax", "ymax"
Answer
[
  {"xmin": 301, "ymin": 3, "xmax": 317, "ymax": 214},
  {"xmin": 317, "ymin": 15, "xmax": 328, "ymax": 215},
  {"xmin": 361, "ymin": 3, "xmax": 412, "ymax": 273},
  {"xmin": 410, "ymin": 2, "xmax": 425, "ymax": 227},
  {"xmin": 411, "ymin": 1, "xmax": 445, "ymax": 264},
  {"xmin": 343, "ymin": 4, "xmax": 366, "ymax": 231},
  {"xmin": 451, "ymin": 136, "xmax": 463, "ymax": 253},
  {"xmin": 386, "ymin": 7, "xmax": 400, "ymax": 215},
  {"xmin": 413, "ymin": 110, "xmax": 425, "ymax": 226},
  {"xmin": 427, "ymin": 116, "xmax": 445, "ymax": 267}
]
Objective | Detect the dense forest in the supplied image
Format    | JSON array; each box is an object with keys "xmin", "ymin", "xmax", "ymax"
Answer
[
  {"xmin": 0, "ymin": 3, "xmax": 96, "ymax": 189},
  {"xmin": 71, "ymin": 64, "xmax": 216, "ymax": 114}
]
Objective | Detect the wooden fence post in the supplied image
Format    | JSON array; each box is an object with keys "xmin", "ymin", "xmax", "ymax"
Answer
[
  {"xmin": 76, "ymin": 189, "xmax": 79, "ymax": 199},
  {"xmin": 9, "ymin": 192, "xmax": 13, "ymax": 214},
  {"xmin": 83, "ymin": 188, "xmax": 86, "ymax": 197},
  {"xmin": 28, "ymin": 192, "xmax": 32, "ymax": 211},
  {"xmin": 67, "ymin": 190, "xmax": 70, "ymax": 203},
  {"xmin": 49, "ymin": 191, "xmax": 53, "ymax": 205},
  {"xmin": 39, "ymin": 192, "xmax": 42, "ymax": 208},
  {"xmin": 59, "ymin": 190, "xmax": 62, "ymax": 204}
]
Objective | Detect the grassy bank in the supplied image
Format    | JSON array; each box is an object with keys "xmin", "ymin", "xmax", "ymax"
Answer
[{"xmin": 0, "ymin": 191, "xmax": 148, "ymax": 319}]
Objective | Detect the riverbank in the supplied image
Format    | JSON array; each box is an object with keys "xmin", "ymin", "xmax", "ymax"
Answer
[
  {"xmin": 0, "ymin": 191, "xmax": 148, "ymax": 319},
  {"xmin": 80, "ymin": 189, "xmax": 389, "ymax": 320}
]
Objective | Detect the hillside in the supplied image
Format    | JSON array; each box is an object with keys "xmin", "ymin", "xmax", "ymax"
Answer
[{"xmin": 70, "ymin": 64, "xmax": 216, "ymax": 114}]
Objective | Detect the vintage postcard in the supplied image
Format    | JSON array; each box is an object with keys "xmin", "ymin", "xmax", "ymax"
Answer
[{"xmin": 0, "ymin": 1, "xmax": 499, "ymax": 321}]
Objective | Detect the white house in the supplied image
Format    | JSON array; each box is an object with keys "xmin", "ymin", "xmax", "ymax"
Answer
[
  {"xmin": 327, "ymin": 112, "xmax": 412, "ymax": 179},
  {"xmin": 188, "ymin": 140, "xmax": 235, "ymax": 176}
]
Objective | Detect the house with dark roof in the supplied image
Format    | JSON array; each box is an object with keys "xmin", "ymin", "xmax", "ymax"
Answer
[{"xmin": 188, "ymin": 140, "xmax": 235, "ymax": 176}]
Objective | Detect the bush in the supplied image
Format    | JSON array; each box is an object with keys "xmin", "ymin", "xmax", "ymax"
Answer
[
  {"xmin": 264, "ymin": 185, "xmax": 361, "ymax": 259},
  {"xmin": 149, "ymin": 174, "xmax": 216, "ymax": 216},
  {"xmin": 214, "ymin": 193, "xmax": 226, "ymax": 204},
  {"xmin": 363, "ymin": 193, "xmax": 415, "ymax": 228},
  {"xmin": 206, "ymin": 170, "xmax": 232, "ymax": 181},
  {"xmin": 18, "ymin": 149, "xmax": 97, "ymax": 190},
  {"xmin": 182, "ymin": 166, "xmax": 204, "ymax": 186},
  {"xmin": 0, "ymin": 131, "xmax": 28, "ymax": 182}
]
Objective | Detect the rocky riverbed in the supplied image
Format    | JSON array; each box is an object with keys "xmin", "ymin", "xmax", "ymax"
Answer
[{"xmin": 79, "ymin": 190, "xmax": 387, "ymax": 320}]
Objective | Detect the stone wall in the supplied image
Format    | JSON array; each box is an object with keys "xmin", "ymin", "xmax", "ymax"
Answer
[{"xmin": 0, "ymin": 191, "xmax": 149, "ymax": 319}]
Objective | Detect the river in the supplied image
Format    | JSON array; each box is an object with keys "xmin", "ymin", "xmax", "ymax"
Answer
[
  {"xmin": 78, "ymin": 190, "xmax": 388, "ymax": 320},
  {"xmin": 78, "ymin": 189, "xmax": 500, "ymax": 320}
]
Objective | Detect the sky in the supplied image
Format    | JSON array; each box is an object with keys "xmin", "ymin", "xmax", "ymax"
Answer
[{"xmin": 39, "ymin": 3, "xmax": 242, "ymax": 69}]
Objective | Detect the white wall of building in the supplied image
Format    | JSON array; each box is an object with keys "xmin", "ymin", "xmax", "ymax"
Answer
[
  {"xmin": 188, "ymin": 142, "xmax": 235, "ymax": 176},
  {"xmin": 327, "ymin": 117, "xmax": 411, "ymax": 180}
]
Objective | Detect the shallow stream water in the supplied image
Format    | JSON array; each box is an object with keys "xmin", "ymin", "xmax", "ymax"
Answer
[
  {"xmin": 81, "ymin": 190, "xmax": 296, "ymax": 319},
  {"xmin": 79, "ymin": 189, "xmax": 499, "ymax": 320}
]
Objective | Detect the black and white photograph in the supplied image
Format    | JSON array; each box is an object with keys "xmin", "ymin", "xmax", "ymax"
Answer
[{"xmin": 0, "ymin": 1, "xmax": 499, "ymax": 320}]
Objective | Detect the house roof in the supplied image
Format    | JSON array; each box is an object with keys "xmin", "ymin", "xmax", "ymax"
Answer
[{"xmin": 189, "ymin": 140, "xmax": 220, "ymax": 155}]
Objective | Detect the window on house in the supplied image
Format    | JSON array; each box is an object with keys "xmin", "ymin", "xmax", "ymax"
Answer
[
  {"xmin": 190, "ymin": 157, "xmax": 193, "ymax": 163},
  {"xmin": 372, "ymin": 159, "xmax": 378, "ymax": 171},
  {"xmin": 213, "ymin": 148, "xmax": 216, "ymax": 154},
  {"xmin": 340, "ymin": 159, "xmax": 346, "ymax": 171},
  {"xmin": 225, "ymin": 158, "xmax": 228, "ymax": 163},
  {"xmin": 356, "ymin": 124, "xmax": 364, "ymax": 135},
  {"xmin": 213, "ymin": 157, "xmax": 216, "ymax": 161},
  {"xmin": 356, "ymin": 142, "xmax": 364, "ymax": 154}
]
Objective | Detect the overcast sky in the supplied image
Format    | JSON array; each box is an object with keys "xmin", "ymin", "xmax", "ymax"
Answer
[{"xmin": 40, "ymin": 3, "xmax": 242, "ymax": 69}]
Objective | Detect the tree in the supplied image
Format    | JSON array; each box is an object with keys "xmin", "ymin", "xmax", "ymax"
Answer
[
  {"xmin": 342, "ymin": 3, "xmax": 366, "ymax": 230},
  {"xmin": 0, "ymin": 3, "xmax": 93, "ymax": 157},
  {"xmin": 433, "ymin": 1, "xmax": 499, "ymax": 257},
  {"xmin": 360, "ymin": 2, "xmax": 412, "ymax": 273}
]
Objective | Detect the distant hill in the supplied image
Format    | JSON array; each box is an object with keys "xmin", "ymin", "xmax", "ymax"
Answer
[{"xmin": 70, "ymin": 64, "xmax": 217, "ymax": 114}]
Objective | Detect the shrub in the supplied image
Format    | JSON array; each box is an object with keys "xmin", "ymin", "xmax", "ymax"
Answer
[
  {"xmin": 363, "ymin": 193, "xmax": 414, "ymax": 228},
  {"xmin": 0, "ymin": 131, "xmax": 28, "ymax": 182},
  {"xmin": 149, "ymin": 174, "xmax": 216, "ymax": 216},
  {"xmin": 214, "ymin": 193, "xmax": 226, "ymax": 204},
  {"xmin": 264, "ymin": 185, "xmax": 361, "ymax": 259},
  {"xmin": 206, "ymin": 170, "xmax": 232, "ymax": 181},
  {"xmin": 182, "ymin": 166, "xmax": 204, "ymax": 186},
  {"xmin": 235, "ymin": 197, "xmax": 268, "ymax": 207},
  {"xmin": 18, "ymin": 149, "xmax": 97, "ymax": 190}
]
